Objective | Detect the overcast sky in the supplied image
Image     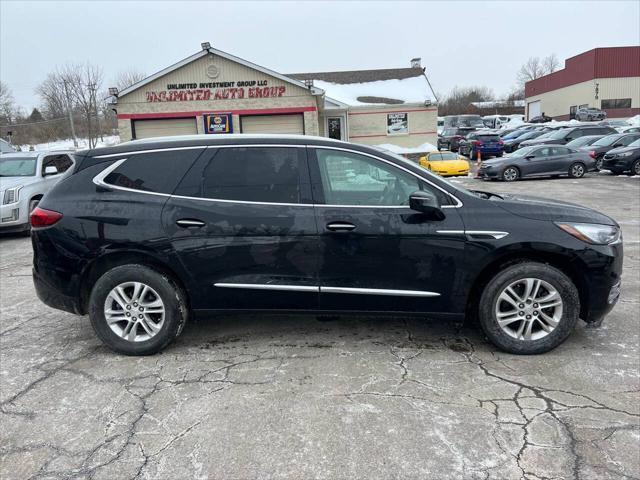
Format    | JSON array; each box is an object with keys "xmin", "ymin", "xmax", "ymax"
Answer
[{"xmin": 1, "ymin": 0, "xmax": 639, "ymax": 112}]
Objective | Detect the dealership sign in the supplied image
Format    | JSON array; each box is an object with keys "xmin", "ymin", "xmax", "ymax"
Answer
[
  {"xmin": 203, "ymin": 113, "xmax": 232, "ymax": 134},
  {"xmin": 146, "ymin": 80, "xmax": 286, "ymax": 102},
  {"xmin": 387, "ymin": 113, "xmax": 408, "ymax": 135}
]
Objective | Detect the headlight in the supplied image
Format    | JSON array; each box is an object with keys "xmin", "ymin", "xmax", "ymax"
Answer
[
  {"xmin": 2, "ymin": 186, "xmax": 22, "ymax": 205},
  {"xmin": 616, "ymin": 152, "xmax": 633, "ymax": 158},
  {"xmin": 556, "ymin": 222, "xmax": 620, "ymax": 244}
]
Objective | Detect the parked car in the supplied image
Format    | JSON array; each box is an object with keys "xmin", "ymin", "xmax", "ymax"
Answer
[
  {"xmin": 31, "ymin": 135, "xmax": 622, "ymax": 355},
  {"xmin": 579, "ymin": 133, "xmax": 640, "ymax": 170},
  {"xmin": 1, "ymin": 139, "xmax": 17, "ymax": 154},
  {"xmin": 576, "ymin": 107, "xmax": 606, "ymax": 121},
  {"xmin": 482, "ymin": 115, "xmax": 511, "ymax": 129},
  {"xmin": 502, "ymin": 130, "xmax": 549, "ymax": 153},
  {"xmin": 528, "ymin": 114, "xmax": 552, "ymax": 123},
  {"xmin": 479, "ymin": 145, "xmax": 596, "ymax": 182},
  {"xmin": 601, "ymin": 138, "xmax": 640, "ymax": 175},
  {"xmin": 443, "ymin": 114, "xmax": 485, "ymax": 129},
  {"xmin": 418, "ymin": 151, "xmax": 469, "ymax": 176},
  {"xmin": 458, "ymin": 132, "xmax": 504, "ymax": 159},
  {"xmin": 565, "ymin": 135, "xmax": 605, "ymax": 150},
  {"xmin": 0, "ymin": 150, "xmax": 75, "ymax": 233},
  {"xmin": 598, "ymin": 119, "xmax": 630, "ymax": 129},
  {"xmin": 519, "ymin": 125, "xmax": 617, "ymax": 148},
  {"xmin": 619, "ymin": 126, "xmax": 640, "ymax": 134},
  {"xmin": 438, "ymin": 127, "xmax": 475, "ymax": 152}
]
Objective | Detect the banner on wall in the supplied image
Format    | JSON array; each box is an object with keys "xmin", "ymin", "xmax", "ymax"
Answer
[
  {"xmin": 387, "ymin": 112, "xmax": 408, "ymax": 135},
  {"xmin": 204, "ymin": 113, "xmax": 233, "ymax": 134}
]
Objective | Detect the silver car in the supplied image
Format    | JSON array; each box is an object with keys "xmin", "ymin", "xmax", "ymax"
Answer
[{"xmin": 0, "ymin": 151, "xmax": 75, "ymax": 233}]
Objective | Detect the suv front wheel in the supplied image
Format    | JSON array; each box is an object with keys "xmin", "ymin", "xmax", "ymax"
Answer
[
  {"xmin": 88, "ymin": 264, "xmax": 188, "ymax": 355},
  {"xmin": 478, "ymin": 262, "xmax": 580, "ymax": 354}
]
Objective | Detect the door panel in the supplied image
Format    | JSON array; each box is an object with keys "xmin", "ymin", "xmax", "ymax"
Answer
[
  {"xmin": 163, "ymin": 146, "xmax": 319, "ymax": 311},
  {"xmin": 309, "ymin": 147, "xmax": 466, "ymax": 314}
]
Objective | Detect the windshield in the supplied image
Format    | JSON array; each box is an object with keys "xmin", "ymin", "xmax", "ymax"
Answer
[
  {"xmin": 592, "ymin": 135, "xmax": 620, "ymax": 147},
  {"xmin": 458, "ymin": 116, "xmax": 485, "ymax": 128},
  {"xmin": 566, "ymin": 136, "xmax": 598, "ymax": 148},
  {"xmin": 0, "ymin": 156, "xmax": 38, "ymax": 177},
  {"xmin": 503, "ymin": 130, "xmax": 528, "ymax": 140},
  {"xmin": 438, "ymin": 152, "xmax": 459, "ymax": 160}
]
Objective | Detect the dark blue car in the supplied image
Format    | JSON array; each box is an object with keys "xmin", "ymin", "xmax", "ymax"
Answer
[{"xmin": 458, "ymin": 132, "xmax": 505, "ymax": 159}]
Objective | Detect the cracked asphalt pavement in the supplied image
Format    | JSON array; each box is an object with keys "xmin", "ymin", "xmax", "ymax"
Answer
[{"xmin": 1, "ymin": 173, "xmax": 639, "ymax": 479}]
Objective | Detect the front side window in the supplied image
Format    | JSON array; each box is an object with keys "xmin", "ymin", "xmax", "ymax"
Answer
[
  {"xmin": 313, "ymin": 149, "xmax": 446, "ymax": 207},
  {"xmin": 618, "ymin": 134, "xmax": 640, "ymax": 146},
  {"xmin": 104, "ymin": 149, "xmax": 203, "ymax": 194},
  {"xmin": 178, "ymin": 147, "xmax": 304, "ymax": 204},
  {"xmin": 42, "ymin": 154, "xmax": 73, "ymax": 175}
]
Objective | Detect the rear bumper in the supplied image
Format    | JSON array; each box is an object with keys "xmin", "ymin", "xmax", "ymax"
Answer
[{"xmin": 33, "ymin": 267, "xmax": 83, "ymax": 315}]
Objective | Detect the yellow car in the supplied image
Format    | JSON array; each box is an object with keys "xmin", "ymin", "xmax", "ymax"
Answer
[{"xmin": 419, "ymin": 151, "xmax": 470, "ymax": 177}]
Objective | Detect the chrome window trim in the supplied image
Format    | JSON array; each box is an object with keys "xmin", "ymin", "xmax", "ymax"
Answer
[
  {"xmin": 214, "ymin": 283, "xmax": 440, "ymax": 297},
  {"xmin": 91, "ymin": 143, "xmax": 463, "ymax": 209}
]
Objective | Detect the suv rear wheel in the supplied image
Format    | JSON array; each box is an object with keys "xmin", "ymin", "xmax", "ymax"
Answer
[
  {"xmin": 478, "ymin": 262, "xmax": 579, "ymax": 354},
  {"xmin": 88, "ymin": 264, "xmax": 188, "ymax": 355}
]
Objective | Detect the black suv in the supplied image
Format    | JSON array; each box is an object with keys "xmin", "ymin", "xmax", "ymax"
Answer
[
  {"xmin": 31, "ymin": 135, "xmax": 623, "ymax": 356},
  {"xmin": 578, "ymin": 133, "xmax": 640, "ymax": 170},
  {"xmin": 437, "ymin": 127, "xmax": 475, "ymax": 152},
  {"xmin": 519, "ymin": 125, "xmax": 617, "ymax": 148}
]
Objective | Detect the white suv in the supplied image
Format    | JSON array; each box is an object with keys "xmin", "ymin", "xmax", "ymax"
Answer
[{"xmin": 0, "ymin": 151, "xmax": 75, "ymax": 233}]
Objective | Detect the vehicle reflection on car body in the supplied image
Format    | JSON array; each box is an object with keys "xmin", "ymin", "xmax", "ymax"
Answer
[{"xmin": 30, "ymin": 134, "xmax": 622, "ymax": 356}]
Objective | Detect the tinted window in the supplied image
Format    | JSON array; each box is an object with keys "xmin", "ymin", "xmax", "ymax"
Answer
[
  {"xmin": 42, "ymin": 154, "xmax": 73, "ymax": 174},
  {"xmin": 176, "ymin": 147, "xmax": 304, "ymax": 203},
  {"xmin": 314, "ymin": 149, "xmax": 447, "ymax": 206},
  {"xmin": 475, "ymin": 134, "xmax": 500, "ymax": 142},
  {"xmin": 104, "ymin": 149, "xmax": 203, "ymax": 194},
  {"xmin": 618, "ymin": 134, "xmax": 640, "ymax": 146}
]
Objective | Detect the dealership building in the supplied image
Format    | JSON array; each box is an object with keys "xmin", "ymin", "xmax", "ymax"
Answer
[
  {"xmin": 524, "ymin": 46, "xmax": 640, "ymax": 121},
  {"xmin": 109, "ymin": 43, "xmax": 437, "ymax": 149}
]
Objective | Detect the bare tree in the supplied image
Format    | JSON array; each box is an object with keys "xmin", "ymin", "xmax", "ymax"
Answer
[
  {"xmin": 0, "ymin": 81, "xmax": 16, "ymax": 124},
  {"xmin": 113, "ymin": 68, "xmax": 146, "ymax": 91},
  {"xmin": 517, "ymin": 54, "xmax": 561, "ymax": 87},
  {"xmin": 438, "ymin": 86, "xmax": 495, "ymax": 116}
]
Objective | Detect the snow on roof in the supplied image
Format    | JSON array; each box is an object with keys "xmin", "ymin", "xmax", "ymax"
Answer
[
  {"xmin": 374, "ymin": 142, "xmax": 437, "ymax": 154},
  {"xmin": 314, "ymin": 76, "xmax": 433, "ymax": 106},
  {"xmin": 471, "ymin": 100, "xmax": 526, "ymax": 108}
]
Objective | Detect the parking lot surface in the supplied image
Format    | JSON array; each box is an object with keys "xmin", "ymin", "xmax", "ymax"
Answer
[{"xmin": 1, "ymin": 173, "xmax": 639, "ymax": 480}]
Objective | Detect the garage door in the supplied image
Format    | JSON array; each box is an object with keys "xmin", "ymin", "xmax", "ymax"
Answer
[
  {"xmin": 133, "ymin": 118, "xmax": 198, "ymax": 139},
  {"xmin": 527, "ymin": 101, "xmax": 541, "ymax": 121},
  {"xmin": 240, "ymin": 114, "xmax": 304, "ymax": 135}
]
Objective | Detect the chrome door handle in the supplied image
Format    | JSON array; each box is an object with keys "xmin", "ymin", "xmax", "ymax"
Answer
[
  {"xmin": 326, "ymin": 222, "xmax": 356, "ymax": 232},
  {"xmin": 176, "ymin": 219, "xmax": 205, "ymax": 228}
]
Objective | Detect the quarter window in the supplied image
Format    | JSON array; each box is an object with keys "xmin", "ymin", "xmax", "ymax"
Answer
[
  {"xmin": 313, "ymin": 149, "xmax": 446, "ymax": 206},
  {"xmin": 177, "ymin": 147, "xmax": 304, "ymax": 203},
  {"xmin": 104, "ymin": 149, "xmax": 203, "ymax": 194}
]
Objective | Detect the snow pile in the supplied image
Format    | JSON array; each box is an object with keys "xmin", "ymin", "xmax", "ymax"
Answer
[
  {"xmin": 315, "ymin": 77, "xmax": 432, "ymax": 106},
  {"xmin": 17, "ymin": 135, "xmax": 120, "ymax": 152},
  {"xmin": 375, "ymin": 142, "xmax": 437, "ymax": 154},
  {"xmin": 500, "ymin": 118, "xmax": 525, "ymax": 129}
]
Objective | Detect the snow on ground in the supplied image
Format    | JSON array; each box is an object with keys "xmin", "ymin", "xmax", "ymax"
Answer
[
  {"xmin": 17, "ymin": 135, "xmax": 120, "ymax": 152},
  {"xmin": 628, "ymin": 114, "xmax": 640, "ymax": 126},
  {"xmin": 315, "ymin": 77, "xmax": 432, "ymax": 106},
  {"xmin": 375, "ymin": 142, "xmax": 437, "ymax": 154}
]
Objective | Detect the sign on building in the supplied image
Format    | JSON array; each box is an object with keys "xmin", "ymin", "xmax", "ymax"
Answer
[
  {"xmin": 387, "ymin": 113, "xmax": 408, "ymax": 135},
  {"xmin": 204, "ymin": 113, "xmax": 233, "ymax": 134}
]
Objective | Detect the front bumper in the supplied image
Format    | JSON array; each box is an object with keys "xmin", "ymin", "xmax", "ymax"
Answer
[
  {"xmin": 602, "ymin": 157, "xmax": 633, "ymax": 171},
  {"xmin": 580, "ymin": 241, "xmax": 623, "ymax": 324},
  {"xmin": 0, "ymin": 201, "xmax": 28, "ymax": 232}
]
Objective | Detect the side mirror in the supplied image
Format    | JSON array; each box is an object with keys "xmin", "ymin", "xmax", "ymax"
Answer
[
  {"xmin": 44, "ymin": 165, "xmax": 58, "ymax": 176},
  {"xmin": 409, "ymin": 191, "xmax": 445, "ymax": 220}
]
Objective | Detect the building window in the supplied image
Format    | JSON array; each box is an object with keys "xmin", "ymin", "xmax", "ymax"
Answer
[
  {"xmin": 569, "ymin": 106, "xmax": 577, "ymax": 120},
  {"xmin": 327, "ymin": 117, "xmax": 343, "ymax": 140},
  {"xmin": 387, "ymin": 113, "xmax": 408, "ymax": 135},
  {"xmin": 601, "ymin": 98, "xmax": 632, "ymax": 109}
]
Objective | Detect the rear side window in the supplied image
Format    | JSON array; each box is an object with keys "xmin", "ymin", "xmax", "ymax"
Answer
[
  {"xmin": 175, "ymin": 147, "xmax": 306, "ymax": 204},
  {"xmin": 475, "ymin": 135, "xmax": 500, "ymax": 142},
  {"xmin": 104, "ymin": 149, "xmax": 204, "ymax": 194}
]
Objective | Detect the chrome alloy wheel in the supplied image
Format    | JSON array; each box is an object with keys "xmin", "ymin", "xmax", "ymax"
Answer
[
  {"xmin": 503, "ymin": 167, "xmax": 518, "ymax": 181},
  {"xmin": 104, "ymin": 282, "xmax": 165, "ymax": 342},
  {"xmin": 495, "ymin": 278, "xmax": 563, "ymax": 341},
  {"xmin": 571, "ymin": 163, "xmax": 585, "ymax": 177}
]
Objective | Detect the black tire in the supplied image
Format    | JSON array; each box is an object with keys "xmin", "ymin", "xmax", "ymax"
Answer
[
  {"xmin": 88, "ymin": 264, "xmax": 188, "ymax": 355},
  {"xmin": 568, "ymin": 162, "xmax": 586, "ymax": 178},
  {"xmin": 478, "ymin": 262, "xmax": 580, "ymax": 354},
  {"xmin": 630, "ymin": 159, "xmax": 640, "ymax": 176},
  {"xmin": 502, "ymin": 166, "xmax": 519, "ymax": 182}
]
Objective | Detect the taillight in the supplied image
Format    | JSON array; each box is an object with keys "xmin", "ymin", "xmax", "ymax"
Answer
[
  {"xmin": 589, "ymin": 150, "xmax": 596, "ymax": 159},
  {"xmin": 30, "ymin": 207, "xmax": 63, "ymax": 227}
]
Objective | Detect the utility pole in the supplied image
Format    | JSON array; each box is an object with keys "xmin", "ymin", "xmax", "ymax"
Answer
[
  {"xmin": 62, "ymin": 80, "xmax": 78, "ymax": 148},
  {"xmin": 88, "ymin": 82, "xmax": 103, "ymax": 146}
]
